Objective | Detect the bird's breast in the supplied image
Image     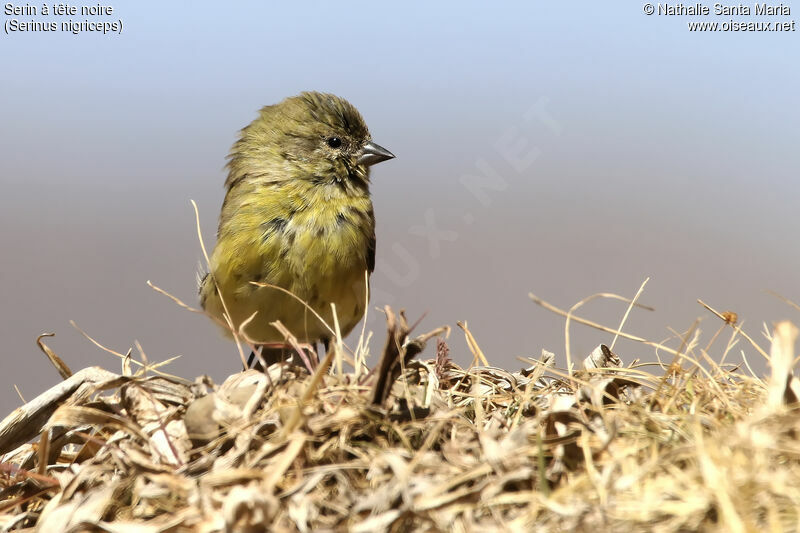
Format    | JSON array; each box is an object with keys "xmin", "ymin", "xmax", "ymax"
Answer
[{"xmin": 284, "ymin": 195, "xmax": 373, "ymax": 275}]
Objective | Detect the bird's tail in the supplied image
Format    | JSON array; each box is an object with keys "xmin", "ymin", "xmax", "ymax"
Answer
[{"xmin": 196, "ymin": 261, "xmax": 208, "ymax": 295}]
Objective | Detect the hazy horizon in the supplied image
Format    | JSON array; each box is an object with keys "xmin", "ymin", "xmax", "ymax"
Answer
[{"xmin": 1, "ymin": 1, "xmax": 798, "ymax": 415}]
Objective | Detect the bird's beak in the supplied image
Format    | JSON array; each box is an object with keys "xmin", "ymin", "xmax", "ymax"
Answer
[{"xmin": 357, "ymin": 141, "xmax": 395, "ymax": 167}]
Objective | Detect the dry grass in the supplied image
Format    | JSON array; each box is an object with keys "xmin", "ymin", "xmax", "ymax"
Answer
[{"xmin": 2, "ymin": 290, "xmax": 800, "ymax": 532}]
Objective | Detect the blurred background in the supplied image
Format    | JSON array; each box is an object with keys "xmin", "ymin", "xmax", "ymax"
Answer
[{"xmin": 1, "ymin": 2, "xmax": 798, "ymax": 415}]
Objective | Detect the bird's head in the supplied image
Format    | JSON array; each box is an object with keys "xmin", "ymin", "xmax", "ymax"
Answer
[{"xmin": 227, "ymin": 92, "xmax": 394, "ymax": 190}]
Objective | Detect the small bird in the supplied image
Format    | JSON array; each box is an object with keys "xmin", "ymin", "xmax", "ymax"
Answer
[{"xmin": 199, "ymin": 92, "xmax": 394, "ymax": 365}]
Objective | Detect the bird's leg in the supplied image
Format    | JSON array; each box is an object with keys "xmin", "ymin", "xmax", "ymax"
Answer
[
  {"xmin": 314, "ymin": 338, "xmax": 331, "ymax": 366},
  {"xmin": 246, "ymin": 342, "xmax": 318, "ymax": 372},
  {"xmin": 246, "ymin": 343, "xmax": 290, "ymax": 370}
]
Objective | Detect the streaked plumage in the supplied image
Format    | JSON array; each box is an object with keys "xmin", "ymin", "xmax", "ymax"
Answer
[{"xmin": 200, "ymin": 92, "xmax": 393, "ymax": 348}]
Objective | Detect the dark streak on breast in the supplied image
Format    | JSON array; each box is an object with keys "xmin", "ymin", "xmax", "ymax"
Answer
[{"xmin": 261, "ymin": 217, "xmax": 288, "ymax": 242}]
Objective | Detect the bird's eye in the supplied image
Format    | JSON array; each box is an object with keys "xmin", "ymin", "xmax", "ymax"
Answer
[{"xmin": 326, "ymin": 137, "xmax": 342, "ymax": 149}]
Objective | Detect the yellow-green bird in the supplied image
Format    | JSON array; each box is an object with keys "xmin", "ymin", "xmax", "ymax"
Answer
[{"xmin": 200, "ymin": 92, "xmax": 394, "ymax": 364}]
